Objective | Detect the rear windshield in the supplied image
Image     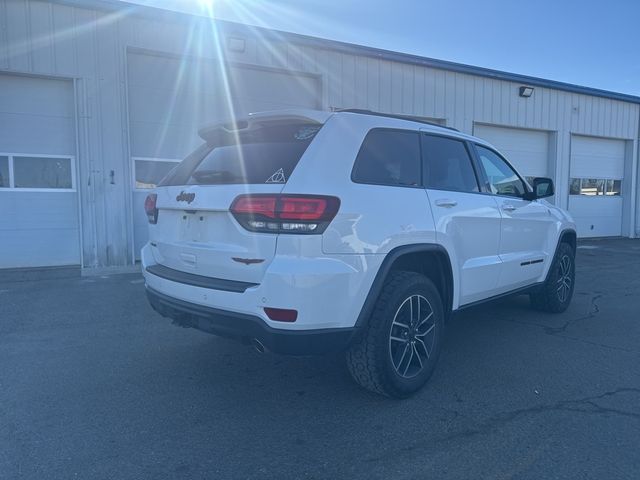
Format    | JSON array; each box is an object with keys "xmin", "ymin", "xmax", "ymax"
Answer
[{"xmin": 159, "ymin": 122, "xmax": 321, "ymax": 186}]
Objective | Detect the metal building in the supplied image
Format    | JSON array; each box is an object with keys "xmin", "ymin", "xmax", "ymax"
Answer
[{"xmin": 1, "ymin": 0, "xmax": 639, "ymax": 272}]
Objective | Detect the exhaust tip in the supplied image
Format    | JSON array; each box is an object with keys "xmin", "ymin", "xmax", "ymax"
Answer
[{"xmin": 252, "ymin": 338, "xmax": 266, "ymax": 354}]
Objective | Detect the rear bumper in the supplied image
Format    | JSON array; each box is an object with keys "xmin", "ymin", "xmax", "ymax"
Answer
[
  {"xmin": 141, "ymin": 243, "xmax": 382, "ymax": 332},
  {"xmin": 146, "ymin": 286, "xmax": 357, "ymax": 355}
]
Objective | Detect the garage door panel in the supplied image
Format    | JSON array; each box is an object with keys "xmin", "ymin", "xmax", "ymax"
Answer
[
  {"xmin": 474, "ymin": 124, "xmax": 549, "ymax": 178},
  {"xmin": 477, "ymin": 132, "xmax": 544, "ymax": 151},
  {"xmin": 130, "ymin": 122, "xmax": 201, "ymax": 159},
  {"xmin": 570, "ymin": 152, "xmax": 623, "ymax": 178},
  {"xmin": 569, "ymin": 196, "xmax": 623, "ymax": 217},
  {"xmin": 1, "ymin": 228, "xmax": 79, "ymax": 268},
  {"xmin": 571, "ymin": 135, "xmax": 625, "ymax": 157},
  {"xmin": 228, "ymin": 67, "xmax": 320, "ymax": 109},
  {"xmin": 128, "ymin": 86, "xmax": 224, "ymax": 128},
  {"xmin": 569, "ymin": 196, "xmax": 622, "ymax": 237},
  {"xmin": 232, "ymin": 98, "xmax": 321, "ymax": 118},
  {"xmin": 570, "ymin": 135, "xmax": 625, "ymax": 179},
  {"xmin": 0, "ymin": 192, "xmax": 78, "ymax": 230},
  {"xmin": 0, "ymin": 74, "xmax": 78, "ymax": 268},
  {"xmin": 0, "ymin": 113, "xmax": 75, "ymax": 155},
  {"xmin": 128, "ymin": 52, "xmax": 230, "ymax": 96},
  {"xmin": 0, "ymin": 192, "xmax": 79, "ymax": 267},
  {"xmin": 0, "ymin": 75, "xmax": 74, "ymax": 117},
  {"xmin": 232, "ymin": 97, "xmax": 320, "ymax": 115},
  {"xmin": 569, "ymin": 135, "xmax": 625, "ymax": 237},
  {"xmin": 572, "ymin": 216, "xmax": 622, "ymax": 238}
]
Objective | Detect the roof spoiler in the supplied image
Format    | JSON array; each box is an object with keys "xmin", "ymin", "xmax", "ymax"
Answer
[{"xmin": 198, "ymin": 109, "xmax": 333, "ymax": 140}]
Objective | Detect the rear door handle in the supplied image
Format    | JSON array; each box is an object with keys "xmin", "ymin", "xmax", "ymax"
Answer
[
  {"xmin": 435, "ymin": 199, "xmax": 458, "ymax": 208},
  {"xmin": 501, "ymin": 204, "xmax": 517, "ymax": 212}
]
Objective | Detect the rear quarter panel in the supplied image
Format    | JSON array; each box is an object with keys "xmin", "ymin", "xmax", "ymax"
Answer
[{"xmin": 284, "ymin": 114, "xmax": 438, "ymax": 255}]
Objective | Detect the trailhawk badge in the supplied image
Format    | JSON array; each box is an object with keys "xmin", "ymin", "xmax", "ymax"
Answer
[{"xmin": 176, "ymin": 191, "xmax": 196, "ymax": 204}]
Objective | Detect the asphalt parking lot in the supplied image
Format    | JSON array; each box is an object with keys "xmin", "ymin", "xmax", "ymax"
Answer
[{"xmin": 2, "ymin": 238, "xmax": 640, "ymax": 479}]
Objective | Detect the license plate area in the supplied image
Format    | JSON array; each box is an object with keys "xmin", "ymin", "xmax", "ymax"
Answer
[{"xmin": 179, "ymin": 212, "xmax": 208, "ymax": 242}]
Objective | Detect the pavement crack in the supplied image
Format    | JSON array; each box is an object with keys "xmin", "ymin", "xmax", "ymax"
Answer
[
  {"xmin": 499, "ymin": 292, "xmax": 640, "ymax": 353},
  {"xmin": 440, "ymin": 387, "xmax": 640, "ymax": 443},
  {"xmin": 589, "ymin": 293, "xmax": 602, "ymax": 315},
  {"xmin": 549, "ymin": 334, "xmax": 639, "ymax": 354},
  {"xmin": 543, "ymin": 321, "xmax": 570, "ymax": 335},
  {"xmin": 544, "ymin": 293, "xmax": 602, "ymax": 335},
  {"xmin": 500, "ymin": 292, "xmax": 605, "ymax": 339},
  {"xmin": 366, "ymin": 387, "xmax": 640, "ymax": 465}
]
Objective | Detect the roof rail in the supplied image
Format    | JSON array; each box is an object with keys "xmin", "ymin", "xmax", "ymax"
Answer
[{"xmin": 335, "ymin": 108, "xmax": 460, "ymax": 132}]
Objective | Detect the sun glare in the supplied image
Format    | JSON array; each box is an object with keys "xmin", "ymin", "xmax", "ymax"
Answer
[{"xmin": 196, "ymin": 0, "xmax": 216, "ymax": 14}]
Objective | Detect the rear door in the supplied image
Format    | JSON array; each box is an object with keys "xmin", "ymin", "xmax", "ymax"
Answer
[
  {"xmin": 421, "ymin": 133, "xmax": 503, "ymax": 306},
  {"xmin": 149, "ymin": 121, "xmax": 322, "ymax": 284},
  {"xmin": 472, "ymin": 144, "xmax": 555, "ymax": 290}
]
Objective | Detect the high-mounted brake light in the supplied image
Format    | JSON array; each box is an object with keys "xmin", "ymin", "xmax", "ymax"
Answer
[
  {"xmin": 230, "ymin": 194, "xmax": 340, "ymax": 234},
  {"xmin": 144, "ymin": 193, "xmax": 158, "ymax": 224}
]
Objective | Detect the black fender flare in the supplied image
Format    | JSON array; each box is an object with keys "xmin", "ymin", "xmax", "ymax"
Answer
[
  {"xmin": 354, "ymin": 244, "xmax": 454, "ymax": 330},
  {"xmin": 542, "ymin": 228, "xmax": 577, "ymax": 284}
]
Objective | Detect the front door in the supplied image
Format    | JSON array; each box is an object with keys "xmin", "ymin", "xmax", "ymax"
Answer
[
  {"xmin": 421, "ymin": 133, "xmax": 503, "ymax": 306},
  {"xmin": 473, "ymin": 144, "xmax": 556, "ymax": 291}
]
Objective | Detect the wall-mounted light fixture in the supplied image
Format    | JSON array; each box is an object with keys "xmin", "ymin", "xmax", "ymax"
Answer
[
  {"xmin": 519, "ymin": 86, "xmax": 534, "ymax": 98},
  {"xmin": 227, "ymin": 36, "xmax": 246, "ymax": 53}
]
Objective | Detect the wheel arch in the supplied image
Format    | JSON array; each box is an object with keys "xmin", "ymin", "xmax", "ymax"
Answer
[
  {"xmin": 354, "ymin": 244, "xmax": 454, "ymax": 330},
  {"xmin": 559, "ymin": 228, "xmax": 577, "ymax": 252},
  {"xmin": 541, "ymin": 228, "xmax": 577, "ymax": 284}
]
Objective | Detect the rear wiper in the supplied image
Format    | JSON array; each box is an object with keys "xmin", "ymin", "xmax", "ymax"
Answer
[{"xmin": 191, "ymin": 170, "xmax": 244, "ymax": 184}]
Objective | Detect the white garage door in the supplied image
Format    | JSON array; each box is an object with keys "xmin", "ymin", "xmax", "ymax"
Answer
[
  {"xmin": 128, "ymin": 51, "xmax": 322, "ymax": 256},
  {"xmin": 0, "ymin": 74, "xmax": 79, "ymax": 268},
  {"xmin": 473, "ymin": 124, "xmax": 550, "ymax": 180},
  {"xmin": 569, "ymin": 135, "xmax": 625, "ymax": 237}
]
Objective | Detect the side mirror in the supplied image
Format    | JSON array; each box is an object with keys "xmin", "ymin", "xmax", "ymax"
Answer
[{"xmin": 525, "ymin": 177, "xmax": 554, "ymax": 200}]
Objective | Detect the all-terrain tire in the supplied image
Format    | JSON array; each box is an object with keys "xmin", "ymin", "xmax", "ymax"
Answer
[
  {"xmin": 530, "ymin": 242, "xmax": 575, "ymax": 313},
  {"xmin": 345, "ymin": 271, "xmax": 445, "ymax": 398}
]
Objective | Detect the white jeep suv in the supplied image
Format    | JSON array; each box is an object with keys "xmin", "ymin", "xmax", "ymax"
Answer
[{"xmin": 142, "ymin": 109, "xmax": 576, "ymax": 398}]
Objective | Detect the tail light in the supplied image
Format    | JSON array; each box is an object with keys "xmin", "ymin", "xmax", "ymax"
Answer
[
  {"xmin": 144, "ymin": 193, "xmax": 158, "ymax": 224},
  {"xmin": 230, "ymin": 194, "xmax": 340, "ymax": 234}
]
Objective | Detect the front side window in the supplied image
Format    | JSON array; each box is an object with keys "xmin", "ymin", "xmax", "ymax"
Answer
[
  {"xmin": 475, "ymin": 145, "xmax": 526, "ymax": 198},
  {"xmin": 351, "ymin": 129, "xmax": 421, "ymax": 187},
  {"xmin": 422, "ymin": 135, "xmax": 479, "ymax": 193}
]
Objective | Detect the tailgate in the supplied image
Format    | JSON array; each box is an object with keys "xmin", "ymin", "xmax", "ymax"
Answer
[{"xmin": 149, "ymin": 184, "xmax": 283, "ymax": 284}]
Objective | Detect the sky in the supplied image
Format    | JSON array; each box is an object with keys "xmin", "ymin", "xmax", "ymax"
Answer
[{"xmin": 128, "ymin": 0, "xmax": 640, "ymax": 96}]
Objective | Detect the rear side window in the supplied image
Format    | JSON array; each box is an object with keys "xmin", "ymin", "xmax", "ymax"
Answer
[
  {"xmin": 351, "ymin": 129, "xmax": 421, "ymax": 187},
  {"xmin": 422, "ymin": 135, "xmax": 479, "ymax": 193},
  {"xmin": 160, "ymin": 123, "xmax": 321, "ymax": 186}
]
